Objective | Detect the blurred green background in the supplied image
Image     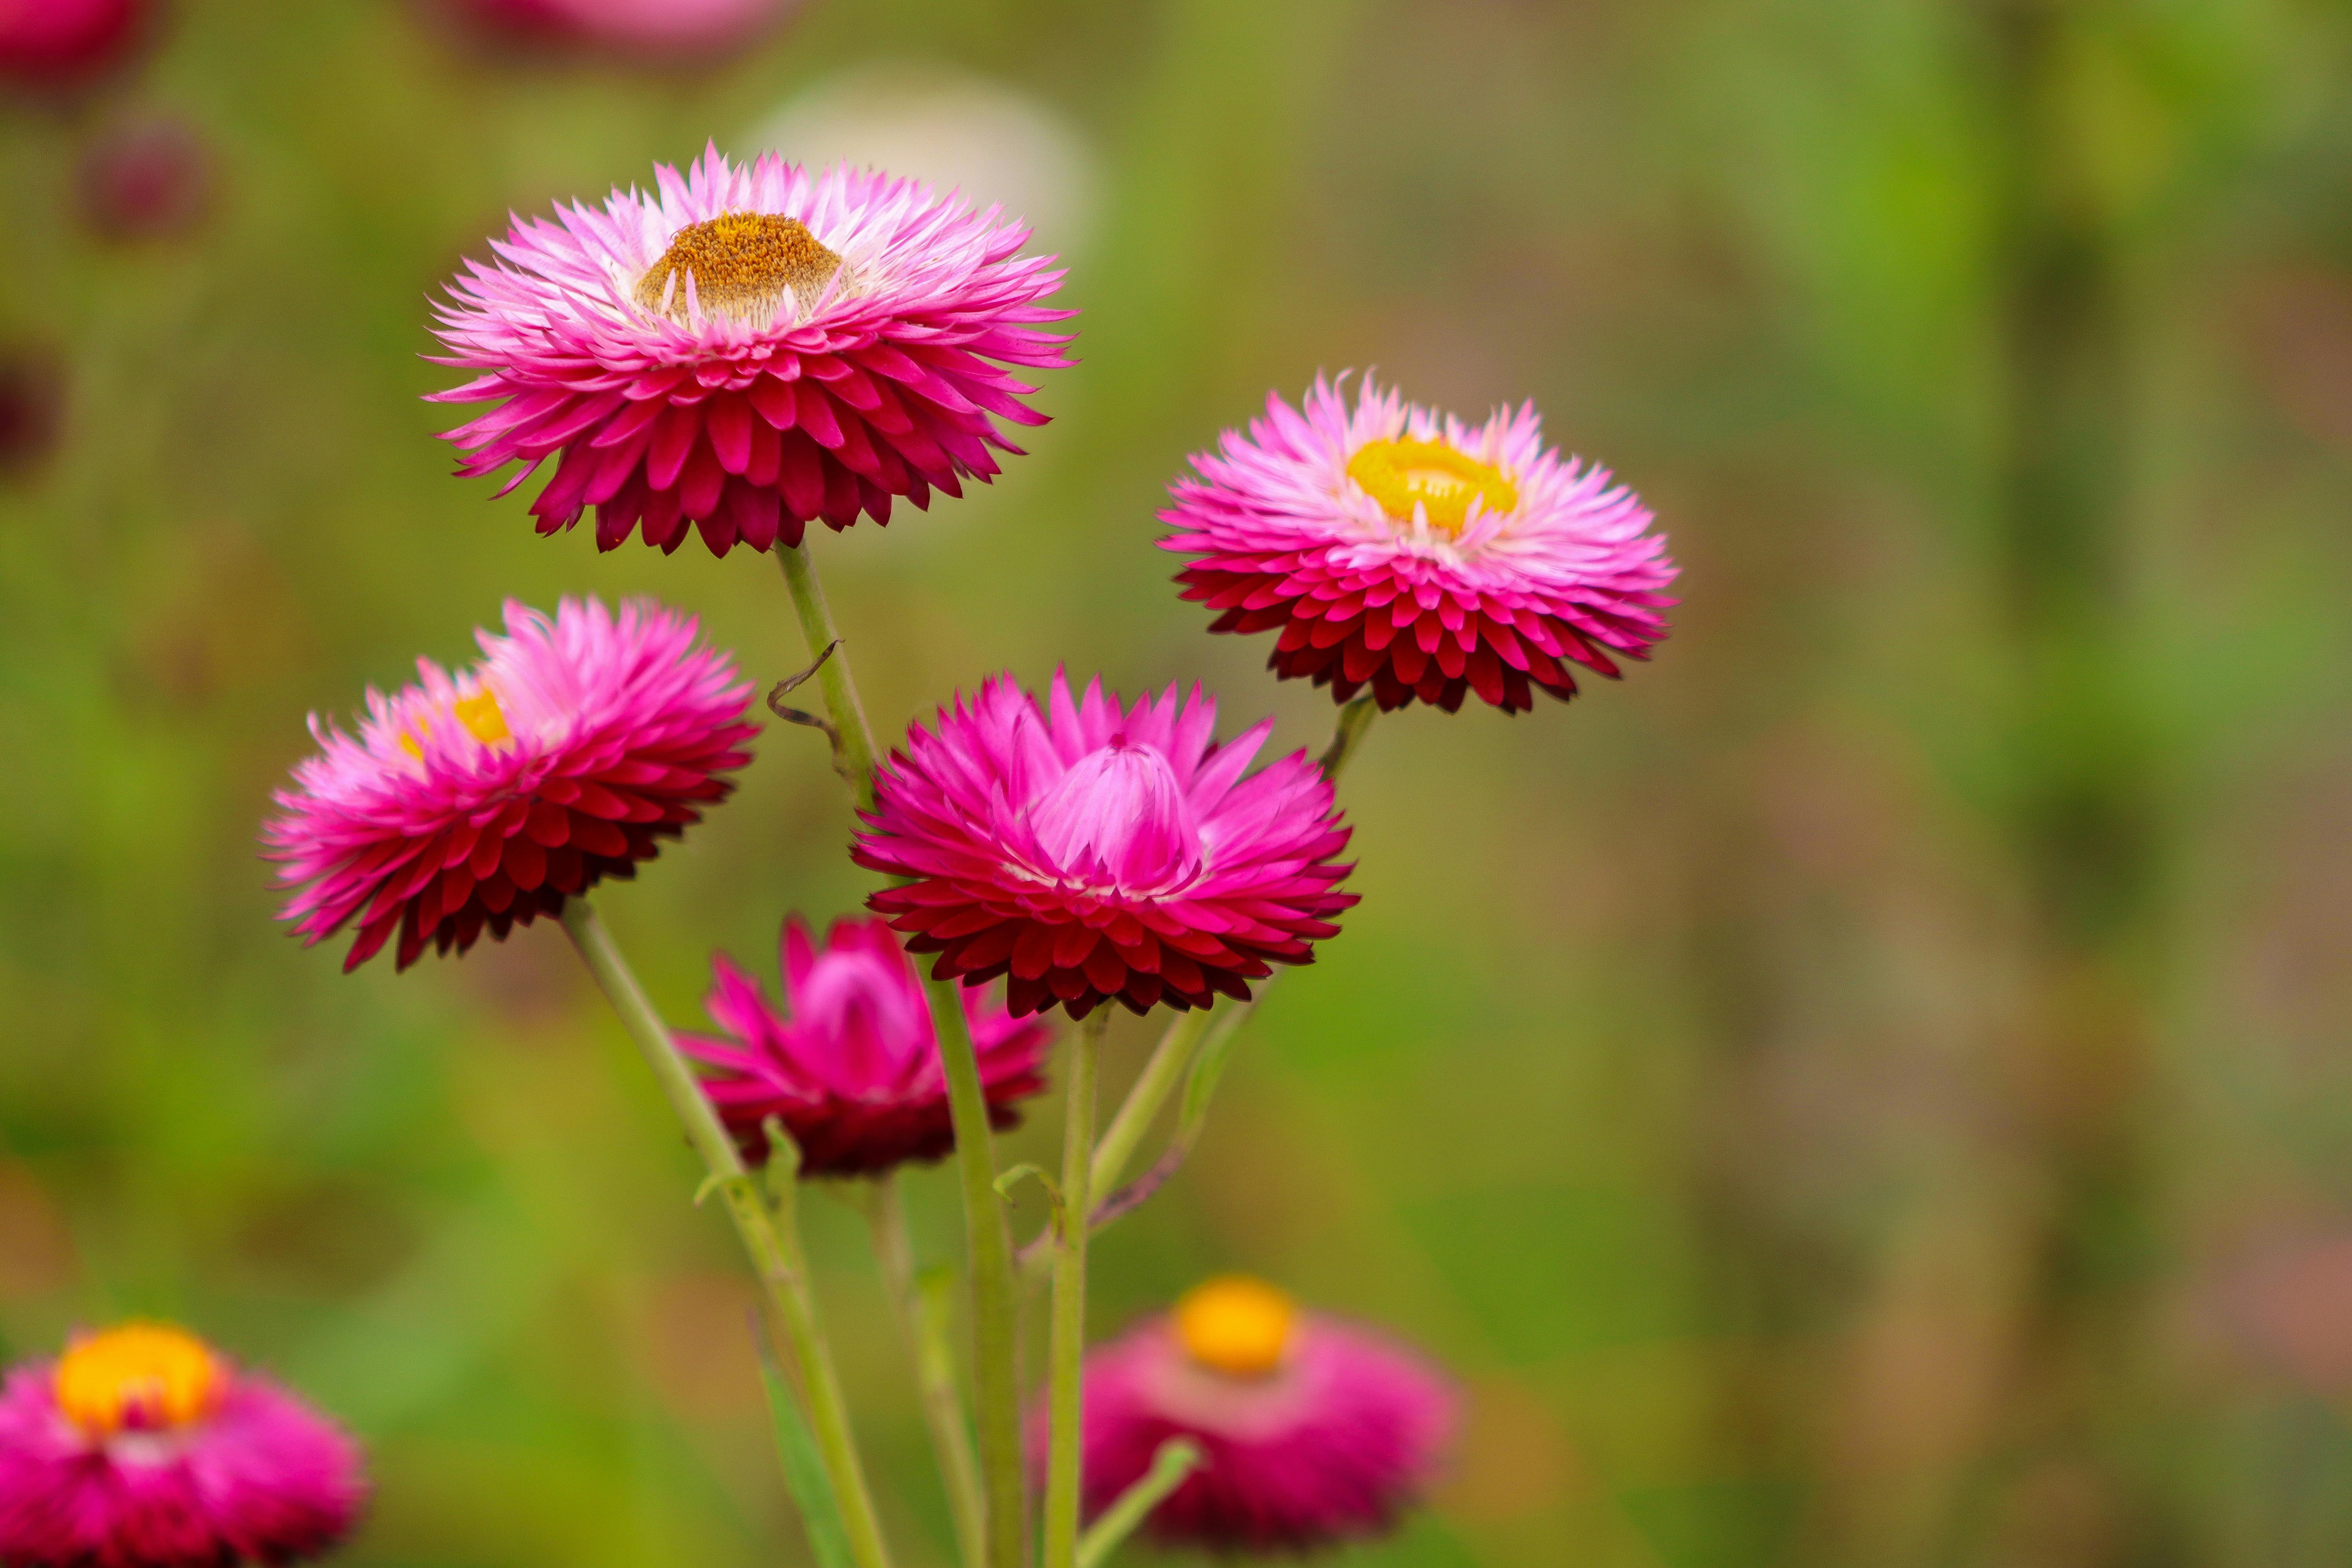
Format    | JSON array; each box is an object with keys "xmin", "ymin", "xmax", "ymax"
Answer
[{"xmin": 5, "ymin": 2, "xmax": 2352, "ymax": 1565}]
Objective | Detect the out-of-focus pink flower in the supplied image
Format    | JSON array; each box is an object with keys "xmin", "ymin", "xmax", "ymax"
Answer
[
  {"xmin": 263, "ymin": 596, "xmax": 757, "ymax": 972},
  {"xmin": 0, "ymin": 347, "xmax": 63, "ymax": 479},
  {"xmin": 77, "ymin": 114, "xmax": 212, "ymax": 241},
  {"xmin": 428, "ymin": 147, "xmax": 1071, "ymax": 558},
  {"xmin": 679, "ymin": 915, "xmax": 1051, "ymax": 1177},
  {"xmin": 855, "ymin": 671, "xmax": 1356, "ymax": 1020},
  {"xmin": 0, "ymin": 0, "xmax": 147, "ymax": 91},
  {"xmin": 439, "ymin": 0, "xmax": 792, "ymax": 58},
  {"xmin": 1163, "ymin": 375, "xmax": 1678, "ymax": 713},
  {"xmin": 0, "ymin": 1321, "xmax": 366, "ymax": 1568},
  {"xmin": 1028, "ymin": 1277, "xmax": 1456, "ymax": 1553}
]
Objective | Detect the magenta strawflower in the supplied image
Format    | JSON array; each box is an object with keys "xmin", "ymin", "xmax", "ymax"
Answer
[
  {"xmin": 1028, "ymin": 1277, "xmax": 1456, "ymax": 1553},
  {"xmin": 0, "ymin": 1322, "xmax": 366, "ymax": 1568},
  {"xmin": 679, "ymin": 915, "xmax": 1051, "ymax": 1177},
  {"xmin": 853, "ymin": 672, "xmax": 1356, "ymax": 1020},
  {"xmin": 264, "ymin": 596, "xmax": 756, "ymax": 972},
  {"xmin": 428, "ymin": 147, "xmax": 1071, "ymax": 557},
  {"xmin": 1162, "ymin": 374, "xmax": 1678, "ymax": 713}
]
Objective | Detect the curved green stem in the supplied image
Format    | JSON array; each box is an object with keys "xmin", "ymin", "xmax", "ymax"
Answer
[
  {"xmin": 777, "ymin": 542, "xmax": 882, "ymax": 814},
  {"xmin": 558, "ymin": 899, "xmax": 895, "ymax": 1568},
  {"xmin": 1076, "ymin": 1439, "xmax": 1203, "ymax": 1568},
  {"xmin": 865, "ymin": 1179, "xmax": 988, "ymax": 1568},
  {"xmin": 1089, "ymin": 1007, "xmax": 1211, "ymax": 1200},
  {"xmin": 1042, "ymin": 1008, "xmax": 1109, "ymax": 1568}
]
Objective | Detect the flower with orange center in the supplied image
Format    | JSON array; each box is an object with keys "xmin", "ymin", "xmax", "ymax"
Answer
[
  {"xmin": 1164, "ymin": 374, "xmax": 1678, "ymax": 713},
  {"xmin": 52, "ymin": 1323, "xmax": 222, "ymax": 1437},
  {"xmin": 430, "ymin": 147, "xmax": 1071, "ymax": 558},
  {"xmin": 1028, "ymin": 1276, "xmax": 1457, "ymax": 1552},
  {"xmin": 0, "ymin": 1321, "xmax": 366, "ymax": 1568}
]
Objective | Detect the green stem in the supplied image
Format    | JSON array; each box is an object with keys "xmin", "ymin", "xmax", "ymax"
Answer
[
  {"xmin": 865, "ymin": 1178, "xmax": 987, "ymax": 1568},
  {"xmin": 777, "ymin": 541, "xmax": 882, "ymax": 813},
  {"xmin": 1089, "ymin": 1007, "xmax": 1211, "ymax": 1200},
  {"xmin": 558, "ymin": 900, "xmax": 895, "ymax": 1568},
  {"xmin": 775, "ymin": 538, "xmax": 1026, "ymax": 1568},
  {"xmin": 1042, "ymin": 1008, "xmax": 1108, "ymax": 1568},
  {"xmin": 926, "ymin": 972, "xmax": 1030, "ymax": 1568},
  {"xmin": 1074, "ymin": 1439, "xmax": 1203, "ymax": 1568}
]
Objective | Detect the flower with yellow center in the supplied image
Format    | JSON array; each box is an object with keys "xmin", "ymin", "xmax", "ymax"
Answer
[
  {"xmin": 634, "ymin": 211, "xmax": 844, "ymax": 327},
  {"xmin": 1174, "ymin": 1275, "xmax": 1297, "ymax": 1379},
  {"xmin": 399, "ymin": 686, "xmax": 511, "ymax": 761},
  {"xmin": 53, "ymin": 1322, "xmax": 224, "ymax": 1437},
  {"xmin": 1345, "ymin": 438, "xmax": 1519, "ymax": 536}
]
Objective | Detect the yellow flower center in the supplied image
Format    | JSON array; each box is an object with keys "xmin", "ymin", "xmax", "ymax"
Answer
[
  {"xmin": 54, "ymin": 1322, "xmax": 223, "ymax": 1437},
  {"xmin": 452, "ymin": 689, "xmax": 511, "ymax": 744},
  {"xmin": 398, "ymin": 688, "xmax": 510, "ymax": 760},
  {"xmin": 1346, "ymin": 438, "xmax": 1518, "ymax": 534},
  {"xmin": 1174, "ymin": 1276, "xmax": 1296, "ymax": 1378},
  {"xmin": 635, "ymin": 212, "xmax": 843, "ymax": 327}
]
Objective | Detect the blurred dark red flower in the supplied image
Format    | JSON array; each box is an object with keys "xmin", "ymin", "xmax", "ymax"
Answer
[
  {"xmin": 0, "ymin": 348, "xmax": 63, "ymax": 481},
  {"xmin": 77, "ymin": 113, "xmax": 212, "ymax": 241},
  {"xmin": 0, "ymin": 0, "xmax": 149, "ymax": 92}
]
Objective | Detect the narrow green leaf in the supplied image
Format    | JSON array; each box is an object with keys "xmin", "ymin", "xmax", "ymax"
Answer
[{"xmin": 755, "ymin": 1328, "xmax": 856, "ymax": 1568}]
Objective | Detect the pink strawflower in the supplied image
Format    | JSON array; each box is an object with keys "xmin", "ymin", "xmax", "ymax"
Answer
[
  {"xmin": 1163, "ymin": 374, "xmax": 1678, "ymax": 713},
  {"xmin": 1029, "ymin": 1277, "xmax": 1456, "ymax": 1554},
  {"xmin": 855, "ymin": 671, "xmax": 1356, "ymax": 1021},
  {"xmin": 0, "ymin": 0, "xmax": 147, "ymax": 91},
  {"xmin": 679, "ymin": 915, "xmax": 1051, "ymax": 1177},
  {"xmin": 428, "ymin": 147, "xmax": 1071, "ymax": 558},
  {"xmin": 0, "ymin": 1322, "xmax": 366, "ymax": 1568},
  {"xmin": 264, "ymin": 596, "xmax": 756, "ymax": 973}
]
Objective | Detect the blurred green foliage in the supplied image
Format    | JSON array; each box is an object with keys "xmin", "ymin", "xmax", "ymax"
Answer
[{"xmin": 4, "ymin": 2, "xmax": 2352, "ymax": 1566}]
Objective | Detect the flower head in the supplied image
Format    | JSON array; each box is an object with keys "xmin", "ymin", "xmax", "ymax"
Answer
[
  {"xmin": 0, "ymin": 1321, "xmax": 366, "ymax": 1568},
  {"xmin": 1029, "ymin": 1277, "xmax": 1456, "ymax": 1553},
  {"xmin": 855, "ymin": 672, "xmax": 1356, "ymax": 1020},
  {"xmin": 0, "ymin": 0, "xmax": 146, "ymax": 91},
  {"xmin": 680, "ymin": 915, "xmax": 1051, "ymax": 1177},
  {"xmin": 429, "ymin": 148, "xmax": 1071, "ymax": 558},
  {"xmin": 1163, "ymin": 375, "xmax": 1678, "ymax": 713},
  {"xmin": 264, "ymin": 596, "xmax": 756, "ymax": 972}
]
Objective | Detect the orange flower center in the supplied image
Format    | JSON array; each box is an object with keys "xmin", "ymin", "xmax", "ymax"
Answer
[
  {"xmin": 635, "ymin": 212, "xmax": 843, "ymax": 326},
  {"xmin": 399, "ymin": 687, "xmax": 510, "ymax": 760},
  {"xmin": 54, "ymin": 1322, "xmax": 223, "ymax": 1437},
  {"xmin": 1174, "ymin": 1276, "xmax": 1296, "ymax": 1378},
  {"xmin": 1346, "ymin": 438, "xmax": 1518, "ymax": 534}
]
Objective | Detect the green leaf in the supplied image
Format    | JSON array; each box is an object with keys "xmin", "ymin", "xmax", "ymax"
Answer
[{"xmin": 755, "ymin": 1331, "xmax": 855, "ymax": 1568}]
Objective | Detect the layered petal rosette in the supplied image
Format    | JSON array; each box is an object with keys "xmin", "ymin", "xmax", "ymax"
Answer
[
  {"xmin": 1028, "ymin": 1277, "xmax": 1456, "ymax": 1553},
  {"xmin": 1163, "ymin": 375, "xmax": 1678, "ymax": 713},
  {"xmin": 0, "ymin": 1322, "xmax": 366, "ymax": 1568},
  {"xmin": 430, "ymin": 148, "xmax": 1071, "ymax": 557},
  {"xmin": 855, "ymin": 673, "xmax": 1356, "ymax": 1020},
  {"xmin": 265, "ymin": 596, "xmax": 756, "ymax": 972},
  {"xmin": 680, "ymin": 915, "xmax": 1051, "ymax": 1177}
]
